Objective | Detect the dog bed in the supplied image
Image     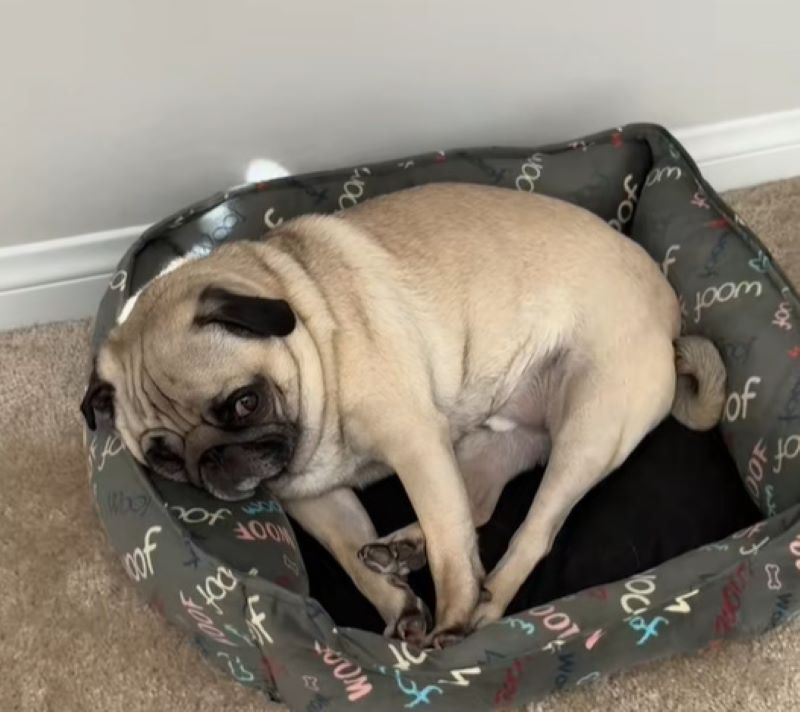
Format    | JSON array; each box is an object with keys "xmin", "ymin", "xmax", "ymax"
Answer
[{"xmin": 86, "ymin": 124, "xmax": 800, "ymax": 711}]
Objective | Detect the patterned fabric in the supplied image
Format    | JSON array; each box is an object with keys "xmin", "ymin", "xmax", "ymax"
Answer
[{"xmin": 87, "ymin": 124, "xmax": 800, "ymax": 711}]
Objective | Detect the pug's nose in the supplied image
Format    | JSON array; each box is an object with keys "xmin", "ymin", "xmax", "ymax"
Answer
[{"xmin": 199, "ymin": 445, "xmax": 257, "ymax": 485}]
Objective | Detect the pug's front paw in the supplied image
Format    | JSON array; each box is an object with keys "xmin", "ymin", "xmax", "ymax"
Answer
[
  {"xmin": 469, "ymin": 600, "xmax": 505, "ymax": 630},
  {"xmin": 359, "ymin": 537, "xmax": 427, "ymax": 577},
  {"xmin": 385, "ymin": 595, "xmax": 432, "ymax": 647},
  {"xmin": 425, "ymin": 624, "xmax": 467, "ymax": 649}
]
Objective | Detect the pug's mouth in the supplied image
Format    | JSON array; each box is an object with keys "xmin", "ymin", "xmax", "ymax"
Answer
[{"xmin": 196, "ymin": 431, "xmax": 296, "ymax": 501}]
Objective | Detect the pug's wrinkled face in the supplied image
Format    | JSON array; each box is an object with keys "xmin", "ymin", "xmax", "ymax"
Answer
[{"xmin": 81, "ymin": 270, "xmax": 301, "ymax": 501}]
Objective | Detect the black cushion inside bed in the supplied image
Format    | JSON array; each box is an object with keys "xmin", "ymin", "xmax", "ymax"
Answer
[{"xmin": 290, "ymin": 416, "xmax": 762, "ymax": 634}]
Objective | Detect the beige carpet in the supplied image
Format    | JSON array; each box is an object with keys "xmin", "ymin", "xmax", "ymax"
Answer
[{"xmin": 2, "ymin": 178, "xmax": 800, "ymax": 712}]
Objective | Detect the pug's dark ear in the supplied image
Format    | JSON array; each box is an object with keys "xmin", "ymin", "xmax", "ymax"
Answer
[
  {"xmin": 80, "ymin": 366, "xmax": 115, "ymax": 431},
  {"xmin": 195, "ymin": 286, "xmax": 296, "ymax": 338}
]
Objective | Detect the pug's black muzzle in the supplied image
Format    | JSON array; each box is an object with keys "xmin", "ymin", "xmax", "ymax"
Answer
[{"xmin": 191, "ymin": 422, "xmax": 298, "ymax": 500}]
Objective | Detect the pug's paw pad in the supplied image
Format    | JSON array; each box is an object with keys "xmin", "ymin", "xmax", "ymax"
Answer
[
  {"xmin": 425, "ymin": 624, "xmax": 467, "ymax": 650},
  {"xmin": 358, "ymin": 538, "xmax": 426, "ymax": 576},
  {"xmin": 386, "ymin": 597, "xmax": 432, "ymax": 646}
]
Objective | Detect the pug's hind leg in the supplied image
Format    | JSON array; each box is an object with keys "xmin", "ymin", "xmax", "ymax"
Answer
[{"xmin": 285, "ymin": 488, "xmax": 431, "ymax": 644}]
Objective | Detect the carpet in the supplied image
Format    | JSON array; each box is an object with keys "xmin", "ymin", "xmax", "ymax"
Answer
[{"xmin": 1, "ymin": 177, "xmax": 799, "ymax": 711}]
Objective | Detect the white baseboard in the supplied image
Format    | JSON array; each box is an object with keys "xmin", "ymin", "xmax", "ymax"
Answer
[
  {"xmin": 2, "ymin": 108, "xmax": 799, "ymax": 331},
  {"xmin": 673, "ymin": 108, "xmax": 800, "ymax": 192},
  {"xmin": 0, "ymin": 225, "xmax": 149, "ymax": 331},
  {"xmin": 0, "ymin": 273, "xmax": 117, "ymax": 328}
]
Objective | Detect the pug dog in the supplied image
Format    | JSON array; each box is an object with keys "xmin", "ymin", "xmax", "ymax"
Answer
[{"xmin": 81, "ymin": 183, "xmax": 726, "ymax": 647}]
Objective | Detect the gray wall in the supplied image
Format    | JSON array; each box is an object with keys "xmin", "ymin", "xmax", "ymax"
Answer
[{"xmin": 2, "ymin": 0, "xmax": 799, "ymax": 247}]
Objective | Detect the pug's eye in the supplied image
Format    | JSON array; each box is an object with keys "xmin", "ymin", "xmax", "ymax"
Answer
[
  {"xmin": 233, "ymin": 390, "xmax": 259, "ymax": 419},
  {"xmin": 216, "ymin": 384, "xmax": 265, "ymax": 427}
]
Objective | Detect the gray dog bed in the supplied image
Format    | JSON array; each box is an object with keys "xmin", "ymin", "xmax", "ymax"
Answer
[{"xmin": 85, "ymin": 124, "xmax": 800, "ymax": 711}]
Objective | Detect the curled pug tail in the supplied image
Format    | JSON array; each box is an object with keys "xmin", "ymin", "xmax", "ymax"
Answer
[{"xmin": 671, "ymin": 335, "xmax": 727, "ymax": 431}]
